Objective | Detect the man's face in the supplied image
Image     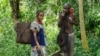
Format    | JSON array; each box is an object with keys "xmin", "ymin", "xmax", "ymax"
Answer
[
  {"xmin": 63, "ymin": 6, "xmax": 68, "ymax": 13},
  {"xmin": 37, "ymin": 12, "xmax": 44, "ymax": 20},
  {"xmin": 63, "ymin": 6, "xmax": 74, "ymax": 14}
]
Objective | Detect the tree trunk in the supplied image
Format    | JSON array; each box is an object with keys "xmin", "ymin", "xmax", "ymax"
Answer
[
  {"xmin": 10, "ymin": 0, "xmax": 20, "ymax": 56},
  {"xmin": 78, "ymin": 0, "xmax": 89, "ymax": 52},
  {"xmin": 10, "ymin": 0, "xmax": 19, "ymax": 20}
]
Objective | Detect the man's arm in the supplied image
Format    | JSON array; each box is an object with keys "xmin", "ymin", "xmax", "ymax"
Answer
[
  {"xmin": 58, "ymin": 12, "xmax": 65, "ymax": 27},
  {"xmin": 32, "ymin": 29, "xmax": 40, "ymax": 47},
  {"xmin": 31, "ymin": 27, "xmax": 40, "ymax": 51},
  {"xmin": 71, "ymin": 13, "xmax": 79, "ymax": 26}
]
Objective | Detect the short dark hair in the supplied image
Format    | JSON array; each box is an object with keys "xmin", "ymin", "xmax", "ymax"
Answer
[
  {"xmin": 36, "ymin": 10, "xmax": 44, "ymax": 17},
  {"xmin": 64, "ymin": 3, "xmax": 72, "ymax": 10}
]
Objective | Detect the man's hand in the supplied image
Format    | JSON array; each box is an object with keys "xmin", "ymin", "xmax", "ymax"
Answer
[
  {"xmin": 36, "ymin": 44, "xmax": 41, "ymax": 51},
  {"xmin": 61, "ymin": 11, "xmax": 65, "ymax": 16},
  {"xmin": 61, "ymin": 9, "xmax": 68, "ymax": 16}
]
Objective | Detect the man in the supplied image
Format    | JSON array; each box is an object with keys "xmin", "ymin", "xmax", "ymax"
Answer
[{"xmin": 58, "ymin": 3, "xmax": 78, "ymax": 56}]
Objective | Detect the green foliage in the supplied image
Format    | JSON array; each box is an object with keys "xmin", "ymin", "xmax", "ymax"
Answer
[{"xmin": 0, "ymin": 0, "xmax": 100, "ymax": 56}]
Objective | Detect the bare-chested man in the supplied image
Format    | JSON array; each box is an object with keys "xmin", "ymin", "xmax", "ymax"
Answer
[{"xmin": 58, "ymin": 3, "xmax": 78, "ymax": 56}]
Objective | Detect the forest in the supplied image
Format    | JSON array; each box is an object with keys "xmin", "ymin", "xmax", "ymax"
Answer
[{"xmin": 0, "ymin": 0, "xmax": 100, "ymax": 56}]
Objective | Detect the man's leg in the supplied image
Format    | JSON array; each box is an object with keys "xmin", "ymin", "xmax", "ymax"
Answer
[
  {"xmin": 64, "ymin": 52, "xmax": 68, "ymax": 56},
  {"xmin": 31, "ymin": 48, "xmax": 33, "ymax": 56},
  {"xmin": 41, "ymin": 46, "xmax": 46, "ymax": 56},
  {"xmin": 68, "ymin": 33, "xmax": 74, "ymax": 56},
  {"xmin": 31, "ymin": 47, "xmax": 38, "ymax": 56}
]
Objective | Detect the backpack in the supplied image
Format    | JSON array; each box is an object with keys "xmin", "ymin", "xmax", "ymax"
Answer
[{"xmin": 15, "ymin": 22, "xmax": 31, "ymax": 44}]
